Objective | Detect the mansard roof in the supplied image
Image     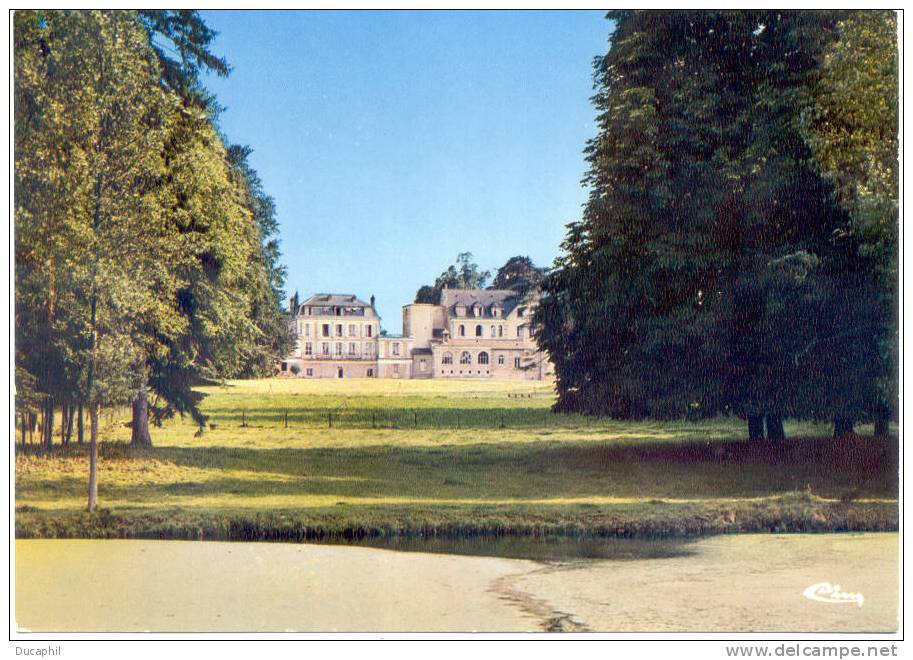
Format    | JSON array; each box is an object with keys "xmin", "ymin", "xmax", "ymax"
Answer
[
  {"xmin": 440, "ymin": 288, "xmax": 530, "ymax": 317},
  {"xmin": 301, "ymin": 293, "xmax": 373, "ymax": 308}
]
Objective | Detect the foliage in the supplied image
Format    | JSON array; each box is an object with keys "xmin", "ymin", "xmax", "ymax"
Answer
[
  {"xmin": 137, "ymin": 9, "xmax": 230, "ymax": 111},
  {"xmin": 227, "ymin": 144, "xmax": 295, "ymax": 377},
  {"xmin": 491, "ymin": 255, "xmax": 545, "ymax": 292},
  {"xmin": 414, "ymin": 252, "xmax": 491, "ymax": 304},
  {"xmin": 414, "ymin": 285, "xmax": 442, "ymax": 305},
  {"xmin": 536, "ymin": 11, "xmax": 896, "ymax": 434},
  {"xmin": 800, "ymin": 10, "xmax": 899, "ymax": 428}
]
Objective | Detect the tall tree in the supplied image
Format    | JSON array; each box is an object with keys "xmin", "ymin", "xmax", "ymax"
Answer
[
  {"xmin": 491, "ymin": 255, "xmax": 545, "ymax": 292},
  {"xmin": 800, "ymin": 10, "xmax": 899, "ymax": 435},
  {"xmin": 15, "ymin": 10, "xmax": 183, "ymax": 507},
  {"xmin": 535, "ymin": 11, "xmax": 873, "ymax": 439},
  {"xmin": 414, "ymin": 252, "xmax": 492, "ymax": 304}
]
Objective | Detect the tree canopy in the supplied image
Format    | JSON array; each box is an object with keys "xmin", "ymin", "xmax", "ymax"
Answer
[
  {"xmin": 535, "ymin": 10, "xmax": 898, "ymax": 438},
  {"xmin": 14, "ymin": 9, "xmax": 293, "ymax": 508}
]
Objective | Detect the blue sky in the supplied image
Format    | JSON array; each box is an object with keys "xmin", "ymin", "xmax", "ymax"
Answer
[{"xmin": 200, "ymin": 10, "xmax": 611, "ymax": 333}]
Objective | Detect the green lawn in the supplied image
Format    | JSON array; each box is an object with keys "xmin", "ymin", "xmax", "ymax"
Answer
[{"xmin": 15, "ymin": 378, "xmax": 898, "ymax": 540}]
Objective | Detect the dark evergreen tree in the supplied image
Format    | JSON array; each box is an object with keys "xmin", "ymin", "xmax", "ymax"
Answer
[{"xmin": 536, "ymin": 11, "xmax": 890, "ymax": 439}]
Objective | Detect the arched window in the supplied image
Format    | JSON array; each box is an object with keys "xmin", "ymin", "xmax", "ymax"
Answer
[
  {"xmin": 459, "ymin": 324, "xmax": 466, "ymax": 337},
  {"xmin": 490, "ymin": 325, "xmax": 496, "ymax": 337},
  {"xmin": 498, "ymin": 354, "xmax": 505, "ymax": 365},
  {"xmin": 460, "ymin": 351, "xmax": 472, "ymax": 365},
  {"xmin": 472, "ymin": 303, "xmax": 483, "ymax": 317},
  {"xmin": 498, "ymin": 326, "xmax": 503, "ymax": 337},
  {"xmin": 478, "ymin": 352, "xmax": 489, "ymax": 365},
  {"xmin": 475, "ymin": 324, "xmax": 483, "ymax": 337},
  {"xmin": 442, "ymin": 352, "xmax": 453, "ymax": 365}
]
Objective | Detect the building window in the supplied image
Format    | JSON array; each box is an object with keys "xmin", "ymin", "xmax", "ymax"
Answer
[
  {"xmin": 367, "ymin": 368, "xmax": 374, "ymax": 377},
  {"xmin": 478, "ymin": 352, "xmax": 489, "ymax": 365},
  {"xmin": 499, "ymin": 326, "xmax": 503, "ymax": 337},
  {"xmin": 306, "ymin": 368, "xmax": 313, "ymax": 376},
  {"xmin": 336, "ymin": 324, "xmax": 343, "ymax": 337},
  {"xmin": 420, "ymin": 359, "xmax": 427, "ymax": 371},
  {"xmin": 455, "ymin": 303, "xmax": 466, "ymax": 317},
  {"xmin": 281, "ymin": 362, "xmax": 288, "ymax": 371},
  {"xmin": 514, "ymin": 357, "xmax": 521, "ymax": 368},
  {"xmin": 459, "ymin": 325, "xmax": 466, "ymax": 337},
  {"xmin": 305, "ymin": 342, "xmax": 313, "ymax": 355},
  {"xmin": 349, "ymin": 324, "xmax": 357, "ymax": 336},
  {"xmin": 442, "ymin": 352, "xmax": 453, "ymax": 365},
  {"xmin": 490, "ymin": 325, "xmax": 496, "ymax": 337},
  {"xmin": 322, "ymin": 324, "xmax": 330, "ymax": 337},
  {"xmin": 367, "ymin": 325, "xmax": 373, "ymax": 337},
  {"xmin": 498, "ymin": 354, "xmax": 505, "ymax": 365},
  {"xmin": 517, "ymin": 308, "xmax": 525, "ymax": 318},
  {"xmin": 492, "ymin": 306, "xmax": 500, "ymax": 318},
  {"xmin": 393, "ymin": 342, "xmax": 401, "ymax": 356},
  {"xmin": 306, "ymin": 307, "xmax": 312, "ymax": 316},
  {"xmin": 472, "ymin": 303, "xmax": 483, "ymax": 317},
  {"xmin": 364, "ymin": 343, "xmax": 373, "ymax": 356},
  {"xmin": 303, "ymin": 324, "xmax": 310, "ymax": 337},
  {"xmin": 460, "ymin": 351, "xmax": 472, "ymax": 365},
  {"xmin": 336, "ymin": 342, "xmax": 343, "ymax": 355},
  {"xmin": 517, "ymin": 325, "xmax": 526, "ymax": 338},
  {"xmin": 349, "ymin": 342, "xmax": 357, "ymax": 355},
  {"xmin": 393, "ymin": 364, "xmax": 400, "ymax": 375},
  {"xmin": 475, "ymin": 325, "xmax": 483, "ymax": 337},
  {"xmin": 322, "ymin": 342, "xmax": 330, "ymax": 355}
]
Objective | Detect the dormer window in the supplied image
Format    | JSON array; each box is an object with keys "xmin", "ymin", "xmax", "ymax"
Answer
[
  {"xmin": 491, "ymin": 305, "xmax": 501, "ymax": 318},
  {"xmin": 472, "ymin": 303, "xmax": 483, "ymax": 317},
  {"xmin": 455, "ymin": 303, "xmax": 466, "ymax": 317}
]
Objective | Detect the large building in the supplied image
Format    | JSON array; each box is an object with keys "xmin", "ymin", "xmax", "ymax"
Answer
[{"xmin": 281, "ymin": 289, "xmax": 553, "ymax": 380}]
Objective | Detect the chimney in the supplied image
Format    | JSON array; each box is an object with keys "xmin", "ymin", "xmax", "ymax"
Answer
[{"xmin": 370, "ymin": 294, "xmax": 376, "ymax": 308}]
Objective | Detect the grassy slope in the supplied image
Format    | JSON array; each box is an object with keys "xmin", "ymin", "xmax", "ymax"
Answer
[{"xmin": 15, "ymin": 378, "xmax": 898, "ymax": 540}]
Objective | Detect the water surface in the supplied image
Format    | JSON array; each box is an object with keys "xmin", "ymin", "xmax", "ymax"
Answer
[{"xmin": 15, "ymin": 533, "xmax": 897, "ymax": 632}]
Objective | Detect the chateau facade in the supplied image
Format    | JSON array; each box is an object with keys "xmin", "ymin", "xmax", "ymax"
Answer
[{"xmin": 281, "ymin": 290, "xmax": 553, "ymax": 380}]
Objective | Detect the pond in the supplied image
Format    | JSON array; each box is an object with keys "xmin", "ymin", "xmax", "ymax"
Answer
[{"xmin": 15, "ymin": 533, "xmax": 897, "ymax": 633}]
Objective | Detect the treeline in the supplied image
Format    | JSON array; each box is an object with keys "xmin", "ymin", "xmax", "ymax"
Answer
[
  {"xmin": 14, "ymin": 10, "xmax": 293, "ymax": 509},
  {"xmin": 535, "ymin": 11, "xmax": 898, "ymax": 439},
  {"xmin": 414, "ymin": 253, "xmax": 546, "ymax": 304}
]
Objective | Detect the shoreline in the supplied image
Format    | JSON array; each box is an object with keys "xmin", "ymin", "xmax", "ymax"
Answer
[{"xmin": 15, "ymin": 493, "xmax": 898, "ymax": 543}]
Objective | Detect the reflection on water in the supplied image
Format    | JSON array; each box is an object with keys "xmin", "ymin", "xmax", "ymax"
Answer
[{"xmin": 313, "ymin": 534, "xmax": 697, "ymax": 562}]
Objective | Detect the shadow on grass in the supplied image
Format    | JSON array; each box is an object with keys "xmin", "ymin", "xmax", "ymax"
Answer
[{"xmin": 16, "ymin": 435, "xmax": 899, "ymax": 503}]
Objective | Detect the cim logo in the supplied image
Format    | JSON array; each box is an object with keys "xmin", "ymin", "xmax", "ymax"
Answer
[{"xmin": 803, "ymin": 582, "xmax": 864, "ymax": 608}]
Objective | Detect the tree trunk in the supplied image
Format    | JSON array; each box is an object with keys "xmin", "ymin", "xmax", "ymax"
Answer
[
  {"xmin": 43, "ymin": 400, "xmax": 54, "ymax": 451},
  {"xmin": 65, "ymin": 404, "xmax": 74, "ymax": 444},
  {"xmin": 833, "ymin": 415, "xmax": 854, "ymax": 438},
  {"xmin": 130, "ymin": 387, "xmax": 152, "ymax": 447},
  {"xmin": 873, "ymin": 400, "xmax": 890, "ymax": 437},
  {"xmin": 77, "ymin": 403, "xmax": 84, "ymax": 444},
  {"xmin": 748, "ymin": 415, "xmax": 764, "ymax": 440},
  {"xmin": 87, "ymin": 403, "xmax": 99, "ymax": 512},
  {"xmin": 874, "ymin": 414, "xmax": 889, "ymax": 437},
  {"xmin": 21, "ymin": 412, "xmax": 27, "ymax": 446},
  {"xmin": 60, "ymin": 404, "xmax": 68, "ymax": 445},
  {"xmin": 765, "ymin": 414, "xmax": 785, "ymax": 441},
  {"xmin": 29, "ymin": 412, "xmax": 36, "ymax": 444}
]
